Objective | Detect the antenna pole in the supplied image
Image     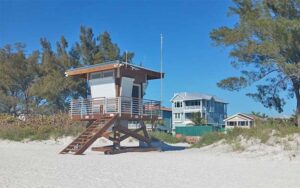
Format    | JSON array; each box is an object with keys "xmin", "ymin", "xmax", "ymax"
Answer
[
  {"xmin": 160, "ymin": 34, "xmax": 163, "ymax": 106},
  {"xmin": 125, "ymin": 50, "xmax": 128, "ymax": 68}
]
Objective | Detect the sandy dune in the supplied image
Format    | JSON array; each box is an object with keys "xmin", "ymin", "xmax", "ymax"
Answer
[{"xmin": 0, "ymin": 138, "xmax": 300, "ymax": 188}]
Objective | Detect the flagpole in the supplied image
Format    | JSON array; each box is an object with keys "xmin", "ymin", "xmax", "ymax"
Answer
[{"xmin": 160, "ymin": 34, "xmax": 163, "ymax": 107}]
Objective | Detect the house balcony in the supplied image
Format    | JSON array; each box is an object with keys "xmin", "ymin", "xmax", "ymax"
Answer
[
  {"xmin": 184, "ymin": 105, "xmax": 201, "ymax": 110},
  {"xmin": 183, "ymin": 105, "xmax": 202, "ymax": 112},
  {"xmin": 70, "ymin": 97, "xmax": 161, "ymax": 121}
]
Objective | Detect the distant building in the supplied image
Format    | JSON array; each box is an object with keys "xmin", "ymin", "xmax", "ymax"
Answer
[
  {"xmin": 157, "ymin": 107, "xmax": 172, "ymax": 132},
  {"xmin": 170, "ymin": 92, "xmax": 228, "ymax": 131},
  {"xmin": 224, "ymin": 113, "xmax": 255, "ymax": 129}
]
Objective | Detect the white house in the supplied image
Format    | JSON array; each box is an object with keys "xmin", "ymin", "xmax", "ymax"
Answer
[
  {"xmin": 170, "ymin": 92, "xmax": 228, "ymax": 131},
  {"xmin": 224, "ymin": 113, "xmax": 255, "ymax": 129}
]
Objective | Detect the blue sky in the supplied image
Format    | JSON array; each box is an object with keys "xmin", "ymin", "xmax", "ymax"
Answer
[{"xmin": 0, "ymin": 0, "xmax": 295, "ymax": 116}]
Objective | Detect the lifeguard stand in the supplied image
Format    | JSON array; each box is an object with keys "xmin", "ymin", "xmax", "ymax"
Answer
[{"xmin": 60, "ymin": 60, "xmax": 163, "ymax": 155}]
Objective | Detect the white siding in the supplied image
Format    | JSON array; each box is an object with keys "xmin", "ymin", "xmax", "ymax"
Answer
[
  {"xmin": 90, "ymin": 77, "xmax": 116, "ymax": 98},
  {"xmin": 120, "ymin": 77, "xmax": 134, "ymax": 97}
]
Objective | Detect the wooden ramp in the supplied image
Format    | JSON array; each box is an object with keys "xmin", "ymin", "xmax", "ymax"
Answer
[{"xmin": 60, "ymin": 115, "xmax": 117, "ymax": 155}]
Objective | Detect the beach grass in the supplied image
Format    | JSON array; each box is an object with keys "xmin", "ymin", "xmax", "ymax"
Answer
[
  {"xmin": 149, "ymin": 131, "xmax": 186, "ymax": 144},
  {"xmin": 191, "ymin": 132, "xmax": 225, "ymax": 148},
  {"xmin": 0, "ymin": 114, "xmax": 85, "ymax": 141},
  {"xmin": 192, "ymin": 119, "xmax": 300, "ymax": 149}
]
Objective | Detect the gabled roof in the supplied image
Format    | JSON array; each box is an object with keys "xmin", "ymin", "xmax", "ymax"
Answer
[
  {"xmin": 170, "ymin": 92, "xmax": 227, "ymax": 103},
  {"xmin": 224, "ymin": 113, "xmax": 254, "ymax": 121},
  {"xmin": 65, "ymin": 60, "xmax": 163, "ymax": 80}
]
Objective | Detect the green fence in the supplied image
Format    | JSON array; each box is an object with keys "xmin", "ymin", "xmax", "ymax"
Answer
[{"xmin": 175, "ymin": 126, "xmax": 214, "ymax": 136}]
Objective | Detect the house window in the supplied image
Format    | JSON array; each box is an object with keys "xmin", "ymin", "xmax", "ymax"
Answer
[
  {"xmin": 90, "ymin": 72, "xmax": 101, "ymax": 79},
  {"xmin": 90, "ymin": 71, "xmax": 114, "ymax": 80},
  {"xmin": 174, "ymin": 113, "xmax": 181, "ymax": 119},
  {"xmin": 185, "ymin": 100, "xmax": 200, "ymax": 106},
  {"xmin": 238, "ymin": 121, "xmax": 246, "ymax": 126},
  {"xmin": 103, "ymin": 70, "xmax": 114, "ymax": 77},
  {"xmin": 228, "ymin": 121, "xmax": 236, "ymax": 126},
  {"xmin": 174, "ymin": 102, "xmax": 182, "ymax": 108}
]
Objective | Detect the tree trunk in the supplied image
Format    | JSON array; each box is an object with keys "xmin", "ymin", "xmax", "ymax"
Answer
[
  {"xmin": 24, "ymin": 94, "xmax": 29, "ymax": 115},
  {"xmin": 293, "ymin": 81, "xmax": 300, "ymax": 127},
  {"xmin": 297, "ymin": 99, "xmax": 300, "ymax": 127}
]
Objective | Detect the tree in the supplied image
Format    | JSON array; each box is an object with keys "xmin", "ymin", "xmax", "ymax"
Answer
[
  {"xmin": 30, "ymin": 37, "xmax": 85, "ymax": 113},
  {"xmin": 251, "ymin": 111, "xmax": 268, "ymax": 118},
  {"xmin": 191, "ymin": 112, "xmax": 206, "ymax": 125},
  {"xmin": 74, "ymin": 26, "xmax": 134, "ymax": 65},
  {"xmin": 0, "ymin": 44, "xmax": 39, "ymax": 115},
  {"xmin": 0, "ymin": 27, "xmax": 135, "ymax": 115},
  {"xmin": 210, "ymin": 0, "xmax": 300, "ymax": 126}
]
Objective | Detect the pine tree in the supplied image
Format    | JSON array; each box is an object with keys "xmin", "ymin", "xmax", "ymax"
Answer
[
  {"xmin": 0, "ymin": 43, "xmax": 39, "ymax": 115},
  {"xmin": 30, "ymin": 37, "xmax": 85, "ymax": 113},
  {"xmin": 0, "ymin": 27, "xmax": 135, "ymax": 115},
  {"xmin": 74, "ymin": 26, "xmax": 134, "ymax": 65},
  {"xmin": 210, "ymin": 0, "xmax": 300, "ymax": 126}
]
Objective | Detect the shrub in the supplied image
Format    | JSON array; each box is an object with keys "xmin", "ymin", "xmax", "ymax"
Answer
[
  {"xmin": 192, "ymin": 132, "xmax": 225, "ymax": 148},
  {"xmin": 0, "ymin": 113, "xmax": 85, "ymax": 141},
  {"xmin": 149, "ymin": 131, "xmax": 185, "ymax": 144},
  {"xmin": 192, "ymin": 118, "xmax": 300, "ymax": 149},
  {"xmin": 225, "ymin": 126, "xmax": 271, "ymax": 144}
]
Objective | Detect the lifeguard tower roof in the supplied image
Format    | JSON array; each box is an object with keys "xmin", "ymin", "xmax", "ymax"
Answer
[{"xmin": 65, "ymin": 60, "xmax": 163, "ymax": 80}]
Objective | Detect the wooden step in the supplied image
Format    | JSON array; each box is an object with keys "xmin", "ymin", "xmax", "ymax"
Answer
[{"xmin": 60, "ymin": 114, "xmax": 117, "ymax": 154}]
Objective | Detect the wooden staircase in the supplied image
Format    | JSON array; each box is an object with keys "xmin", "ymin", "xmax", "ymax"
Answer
[{"xmin": 60, "ymin": 115, "xmax": 117, "ymax": 155}]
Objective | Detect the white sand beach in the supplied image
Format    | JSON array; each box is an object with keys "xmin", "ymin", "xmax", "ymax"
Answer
[{"xmin": 0, "ymin": 138, "xmax": 300, "ymax": 188}]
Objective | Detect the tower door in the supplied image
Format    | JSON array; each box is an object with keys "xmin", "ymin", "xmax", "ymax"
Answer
[
  {"xmin": 132, "ymin": 84, "xmax": 141, "ymax": 98},
  {"xmin": 120, "ymin": 77, "xmax": 134, "ymax": 97},
  {"xmin": 132, "ymin": 84, "xmax": 141, "ymax": 115}
]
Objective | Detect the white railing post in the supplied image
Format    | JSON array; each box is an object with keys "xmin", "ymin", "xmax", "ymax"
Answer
[
  {"xmin": 80, "ymin": 99, "xmax": 83, "ymax": 119},
  {"xmin": 70, "ymin": 100, "xmax": 73, "ymax": 117},
  {"xmin": 119, "ymin": 97, "xmax": 121, "ymax": 116},
  {"xmin": 139, "ymin": 99, "xmax": 143, "ymax": 115},
  {"xmin": 90, "ymin": 99, "xmax": 93, "ymax": 115},
  {"xmin": 104, "ymin": 98, "xmax": 107, "ymax": 114},
  {"xmin": 130, "ymin": 98, "xmax": 133, "ymax": 117},
  {"xmin": 150, "ymin": 102, "xmax": 153, "ymax": 119}
]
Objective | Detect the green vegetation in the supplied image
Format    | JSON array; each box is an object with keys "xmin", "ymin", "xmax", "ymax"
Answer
[
  {"xmin": 149, "ymin": 131, "xmax": 185, "ymax": 144},
  {"xmin": 0, "ymin": 114, "xmax": 84, "ymax": 141},
  {"xmin": 0, "ymin": 26, "xmax": 134, "ymax": 115},
  {"xmin": 149, "ymin": 117, "xmax": 300, "ymax": 150},
  {"xmin": 191, "ymin": 112, "xmax": 206, "ymax": 125},
  {"xmin": 192, "ymin": 118, "xmax": 300, "ymax": 150},
  {"xmin": 210, "ymin": 0, "xmax": 300, "ymax": 126},
  {"xmin": 251, "ymin": 112, "xmax": 268, "ymax": 119},
  {"xmin": 192, "ymin": 132, "xmax": 225, "ymax": 148}
]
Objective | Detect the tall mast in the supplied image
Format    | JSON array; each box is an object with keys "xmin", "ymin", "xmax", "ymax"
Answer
[
  {"xmin": 125, "ymin": 50, "xmax": 128, "ymax": 67},
  {"xmin": 160, "ymin": 34, "xmax": 163, "ymax": 106}
]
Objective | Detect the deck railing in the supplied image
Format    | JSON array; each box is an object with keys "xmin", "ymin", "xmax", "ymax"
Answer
[
  {"xmin": 70, "ymin": 97, "xmax": 161, "ymax": 118},
  {"xmin": 184, "ymin": 105, "xmax": 201, "ymax": 110}
]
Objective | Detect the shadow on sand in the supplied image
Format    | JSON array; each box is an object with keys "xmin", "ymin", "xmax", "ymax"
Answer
[{"xmin": 140, "ymin": 141, "xmax": 187, "ymax": 152}]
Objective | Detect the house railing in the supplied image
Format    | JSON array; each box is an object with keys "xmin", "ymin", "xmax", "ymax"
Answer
[
  {"xmin": 184, "ymin": 106, "xmax": 215, "ymax": 113},
  {"xmin": 69, "ymin": 97, "xmax": 161, "ymax": 118},
  {"xmin": 184, "ymin": 105, "xmax": 201, "ymax": 110}
]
